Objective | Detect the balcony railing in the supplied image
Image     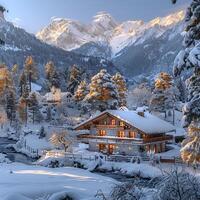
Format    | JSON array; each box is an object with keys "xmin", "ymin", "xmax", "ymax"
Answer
[
  {"xmin": 95, "ymin": 125, "xmax": 125, "ymax": 129},
  {"xmin": 77, "ymin": 134, "xmax": 173, "ymax": 144},
  {"xmin": 143, "ymin": 135, "xmax": 173, "ymax": 143}
]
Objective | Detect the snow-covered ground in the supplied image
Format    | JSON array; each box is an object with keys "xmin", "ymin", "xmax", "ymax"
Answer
[
  {"xmin": 0, "ymin": 163, "xmax": 117, "ymax": 200},
  {"xmin": 156, "ymin": 144, "xmax": 181, "ymax": 158}
]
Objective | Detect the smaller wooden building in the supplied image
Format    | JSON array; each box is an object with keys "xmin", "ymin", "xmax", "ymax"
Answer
[{"xmin": 75, "ymin": 110, "xmax": 175, "ymax": 155}]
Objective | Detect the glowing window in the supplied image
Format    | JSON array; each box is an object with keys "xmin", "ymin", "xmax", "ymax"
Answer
[
  {"xmin": 129, "ymin": 132, "xmax": 136, "ymax": 138},
  {"xmin": 111, "ymin": 119, "xmax": 116, "ymax": 125},
  {"xmin": 118, "ymin": 131, "xmax": 125, "ymax": 138},
  {"xmin": 120, "ymin": 121, "xmax": 125, "ymax": 127},
  {"xmin": 99, "ymin": 130, "xmax": 106, "ymax": 136}
]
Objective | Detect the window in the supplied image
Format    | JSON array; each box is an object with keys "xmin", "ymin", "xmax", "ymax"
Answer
[
  {"xmin": 129, "ymin": 132, "xmax": 136, "ymax": 138},
  {"xmin": 111, "ymin": 119, "xmax": 116, "ymax": 125},
  {"xmin": 99, "ymin": 130, "xmax": 106, "ymax": 136},
  {"xmin": 108, "ymin": 144, "xmax": 115, "ymax": 154},
  {"xmin": 119, "ymin": 121, "xmax": 125, "ymax": 127},
  {"xmin": 99, "ymin": 144, "xmax": 106, "ymax": 152},
  {"xmin": 118, "ymin": 131, "xmax": 125, "ymax": 138}
]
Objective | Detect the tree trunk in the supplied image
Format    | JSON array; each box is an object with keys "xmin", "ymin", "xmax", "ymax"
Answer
[{"xmin": 29, "ymin": 73, "xmax": 32, "ymax": 92}]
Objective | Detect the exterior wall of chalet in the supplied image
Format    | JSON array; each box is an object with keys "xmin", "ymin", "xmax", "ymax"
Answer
[{"xmin": 76, "ymin": 112, "xmax": 172, "ymax": 155}]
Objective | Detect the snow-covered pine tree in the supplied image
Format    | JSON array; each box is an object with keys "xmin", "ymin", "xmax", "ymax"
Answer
[
  {"xmin": 24, "ymin": 56, "xmax": 38, "ymax": 92},
  {"xmin": 173, "ymin": 0, "xmax": 200, "ymax": 163},
  {"xmin": 150, "ymin": 72, "xmax": 175, "ymax": 117},
  {"xmin": 51, "ymin": 70, "xmax": 60, "ymax": 89},
  {"xmin": 39, "ymin": 126, "xmax": 46, "ymax": 139},
  {"xmin": 74, "ymin": 80, "xmax": 88, "ymax": 101},
  {"xmin": 112, "ymin": 72, "xmax": 127, "ymax": 107},
  {"xmin": 6, "ymin": 90, "xmax": 16, "ymax": 125},
  {"xmin": 18, "ymin": 84, "xmax": 29, "ymax": 124},
  {"xmin": 28, "ymin": 92, "xmax": 43, "ymax": 124},
  {"xmin": 67, "ymin": 65, "xmax": 81, "ymax": 94},
  {"xmin": 0, "ymin": 64, "xmax": 13, "ymax": 93},
  {"xmin": 44, "ymin": 61, "xmax": 59, "ymax": 90},
  {"xmin": 11, "ymin": 64, "xmax": 19, "ymax": 89},
  {"xmin": 46, "ymin": 106, "xmax": 52, "ymax": 122},
  {"xmin": 181, "ymin": 123, "xmax": 200, "ymax": 163},
  {"xmin": 45, "ymin": 61, "xmax": 55, "ymax": 81},
  {"xmin": 174, "ymin": 77, "xmax": 187, "ymax": 102},
  {"xmin": 18, "ymin": 96, "xmax": 28, "ymax": 123},
  {"xmin": 85, "ymin": 69, "xmax": 119, "ymax": 111},
  {"xmin": 0, "ymin": 64, "xmax": 15, "ymax": 108},
  {"xmin": 19, "ymin": 71, "xmax": 27, "ymax": 97}
]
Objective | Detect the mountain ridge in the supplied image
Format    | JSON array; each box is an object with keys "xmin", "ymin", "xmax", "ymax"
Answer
[{"xmin": 37, "ymin": 10, "xmax": 185, "ymax": 58}]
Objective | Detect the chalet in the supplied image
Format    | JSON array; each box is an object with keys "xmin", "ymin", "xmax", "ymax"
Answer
[{"xmin": 75, "ymin": 109, "xmax": 175, "ymax": 155}]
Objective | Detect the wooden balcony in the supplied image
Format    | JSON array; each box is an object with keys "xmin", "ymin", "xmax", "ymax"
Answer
[
  {"xmin": 143, "ymin": 135, "xmax": 173, "ymax": 143},
  {"xmin": 77, "ymin": 134, "xmax": 173, "ymax": 145},
  {"xmin": 78, "ymin": 134, "xmax": 143, "ymax": 145},
  {"xmin": 95, "ymin": 124, "xmax": 125, "ymax": 129}
]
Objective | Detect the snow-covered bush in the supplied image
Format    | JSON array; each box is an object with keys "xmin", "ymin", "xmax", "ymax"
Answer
[
  {"xmin": 48, "ymin": 191, "xmax": 73, "ymax": 200},
  {"xmin": 156, "ymin": 170, "xmax": 200, "ymax": 200},
  {"xmin": 110, "ymin": 182, "xmax": 144, "ymax": 200},
  {"xmin": 0, "ymin": 153, "xmax": 11, "ymax": 163}
]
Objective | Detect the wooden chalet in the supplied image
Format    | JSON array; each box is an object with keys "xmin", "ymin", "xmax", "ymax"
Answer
[{"xmin": 75, "ymin": 110, "xmax": 175, "ymax": 155}]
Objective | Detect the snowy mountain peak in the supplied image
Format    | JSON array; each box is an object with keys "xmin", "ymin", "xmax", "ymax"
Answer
[
  {"xmin": 37, "ymin": 10, "xmax": 185, "ymax": 56},
  {"xmin": 148, "ymin": 10, "xmax": 184, "ymax": 28},
  {"xmin": 92, "ymin": 11, "xmax": 118, "ymax": 30}
]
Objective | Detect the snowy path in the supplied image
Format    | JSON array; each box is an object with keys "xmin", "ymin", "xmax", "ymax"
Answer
[{"xmin": 0, "ymin": 163, "xmax": 117, "ymax": 200}]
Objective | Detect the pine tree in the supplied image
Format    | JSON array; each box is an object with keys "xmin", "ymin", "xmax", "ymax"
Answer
[
  {"xmin": 51, "ymin": 70, "xmax": 60, "ymax": 89},
  {"xmin": 173, "ymin": 0, "xmax": 200, "ymax": 163},
  {"xmin": 0, "ymin": 64, "xmax": 14, "ymax": 106},
  {"xmin": 181, "ymin": 123, "xmax": 200, "ymax": 164},
  {"xmin": 45, "ymin": 61, "xmax": 55, "ymax": 80},
  {"xmin": 74, "ymin": 80, "xmax": 88, "ymax": 101},
  {"xmin": 45, "ymin": 61, "xmax": 58, "ymax": 90},
  {"xmin": 18, "ymin": 96, "xmax": 28, "ymax": 123},
  {"xmin": 6, "ymin": 90, "xmax": 16, "ymax": 125},
  {"xmin": 28, "ymin": 92, "xmax": 42, "ymax": 124},
  {"xmin": 112, "ymin": 72, "xmax": 127, "ymax": 107},
  {"xmin": 0, "ymin": 64, "xmax": 13, "ymax": 93},
  {"xmin": 18, "ymin": 84, "xmax": 29, "ymax": 124},
  {"xmin": 19, "ymin": 71, "xmax": 27, "ymax": 97},
  {"xmin": 24, "ymin": 56, "xmax": 38, "ymax": 92},
  {"xmin": 150, "ymin": 72, "xmax": 175, "ymax": 116},
  {"xmin": 67, "ymin": 65, "xmax": 81, "ymax": 94},
  {"xmin": 39, "ymin": 126, "xmax": 46, "ymax": 139},
  {"xmin": 46, "ymin": 106, "xmax": 52, "ymax": 122},
  {"xmin": 85, "ymin": 69, "xmax": 119, "ymax": 111}
]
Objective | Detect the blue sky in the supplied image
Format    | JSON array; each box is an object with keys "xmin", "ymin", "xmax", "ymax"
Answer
[{"xmin": 1, "ymin": 0, "xmax": 190, "ymax": 33}]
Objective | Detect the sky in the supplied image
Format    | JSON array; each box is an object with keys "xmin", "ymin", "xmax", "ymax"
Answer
[{"xmin": 1, "ymin": 0, "xmax": 191, "ymax": 33}]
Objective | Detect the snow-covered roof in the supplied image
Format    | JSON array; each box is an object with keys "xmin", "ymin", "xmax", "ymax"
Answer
[
  {"xmin": 31, "ymin": 82, "xmax": 42, "ymax": 92},
  {"xmin": 75, "ymin": 110, "xmax": 175, "ymax": 134}
]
